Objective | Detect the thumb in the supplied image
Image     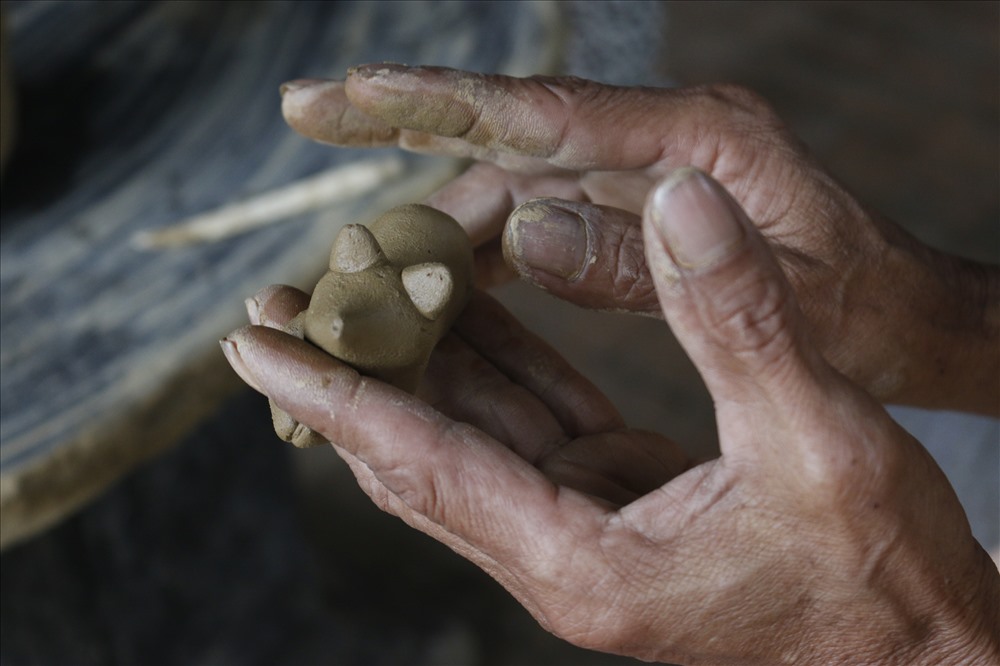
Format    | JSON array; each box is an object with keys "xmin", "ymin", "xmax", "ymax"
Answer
[{"xmin": 642, "ymin": 168, "xmax": 834, "ymax": 432}]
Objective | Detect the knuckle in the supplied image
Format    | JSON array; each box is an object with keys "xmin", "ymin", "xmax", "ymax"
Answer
[
  {"xmin": 532, "ymin": 75, "xmax": 607, "ymax": 118},
  {"xmin": 382, "ymin": 455, "xmax": 446, "ymax": 523},
  {"xmin": 534, "ymin": 74, "xmax": 596, "ymax": 97},
  {"xmin": 694, "ymin": 84, "xmax": 789, "ymax": 146},
  {"xmin": 532, "ymin": 76, "xmax": 622, "ymax": 162},
  {"xmin": 462, "ymin": 75, "xmax": 579, "ymax": 158},
  {"xmin": 380, "ymin": 419, "xmax": 475, "ymax": 526},
  {"xmin": 708, "ymin": 271, "xmax": 796, "ymax": 362},
  {"xmin": 701, "ymin": 82, "xmax": 776, "ymax": 120},
  {"xmin": 604, "ymin": 221, "xmax": 658, "ymax": 307}
]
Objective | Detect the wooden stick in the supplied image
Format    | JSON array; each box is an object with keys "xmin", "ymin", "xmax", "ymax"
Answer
[{"xmin": 133, "ymin": 157, "xmax": 405, "ymax": 249}]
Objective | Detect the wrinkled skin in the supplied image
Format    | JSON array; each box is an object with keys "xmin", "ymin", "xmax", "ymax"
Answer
[
  {"xmin": 222, "ymin": 67, "xmax": 1000, "ymax": 665},
  {"xmin": 281, "ymin": 65, "xmax": 999, "ymax": 415}
]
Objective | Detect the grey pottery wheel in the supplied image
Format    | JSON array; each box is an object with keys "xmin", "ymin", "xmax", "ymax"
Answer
[{"xmin": 0, "ymin": 0, "xmax": 564, "ymax": 548}]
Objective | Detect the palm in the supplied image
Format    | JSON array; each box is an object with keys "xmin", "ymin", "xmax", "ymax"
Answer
[
  {"xmin": 421, "ymin": 303, "xmax": 690, "ymax": 506},
  {"xmin": 250, "ymin": 284, "xmax": 689, "ymax": 506}
]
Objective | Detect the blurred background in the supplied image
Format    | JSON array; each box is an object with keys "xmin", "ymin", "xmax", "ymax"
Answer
[{"xmin": 1, "ymin": 2, "xmax": 996, "ymax": 664}]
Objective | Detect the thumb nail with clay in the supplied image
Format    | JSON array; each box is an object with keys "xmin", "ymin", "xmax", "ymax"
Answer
[
  {"xmin": 650, "ymin": 167, "xmax": 746, "ymax": 271},
  {"xmin": 279, "ymin": 78, "xmax": 333, "ymax": 97},
  {"xmin": 504, "ymin": 200, "xmax": 590, "ymax": 281}
]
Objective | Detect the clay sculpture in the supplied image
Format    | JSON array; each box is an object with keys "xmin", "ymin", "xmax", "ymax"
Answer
[{"xmin": 269, "ymin": 203, "xmax": 474, "ymax": 448}]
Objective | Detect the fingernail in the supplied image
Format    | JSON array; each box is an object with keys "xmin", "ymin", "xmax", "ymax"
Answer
[
  {"xmin": 651, "ymin": 167, "xmax": 745, "ymax": 269},
  {"xmin": 506, "ymin": 201, "xmax": 589, "ymax": 280},
  {"xmin": 245, "ymin": 297, "xmax": 261, "ymax": 325},
  {"xmin": 244, "ymin": 285, "xmax": 293, "ymax": 327},
  {"xmin": 279, "ymin": 78, "xmax": 332, "ymax": 97},
  {"xmin": 220, "ymin": 333, "xmax": 265, "ymax": 393},
  {"xmin": 348, "ymin": 62, "xmax": 411, "ymax": 80}
]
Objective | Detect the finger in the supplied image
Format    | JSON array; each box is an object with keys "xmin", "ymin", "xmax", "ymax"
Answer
[
  {"xmin": 220, "ymin": 325, "xmax": 605, "ymax": 571},
  {"xmin": 280, "ymin": 78, "xmax": 554, "ymax": 169},
  {"xmin": 423, "ymin": 162, "xmax": 584, "ymax": 247},
  {"xmin": 422, "ymin": 162, "xmax": 584, "ymax": 288},
  {"xmin": 503, "ymin": 198, "xmax": 661, "ymax": 315},
  {"xmin": 628, "ymin": 167, "xmax": 942, "ymax": 544},
  {"xmin": 422, "ymin": 162, "xmax": 515, "ymax": 246},
  {"xmin": 344, "ymin": 64, "xmax": 675, "ymax": 170},
  {"xmin": 245, "ymin": 285, "xmax": 310, "ymax": 328},
  {"xmin": 280, "ymin": 79, "xmax": 401, "ymax": 147},
  {"xmin": 537, "ymin": 430, "xmax": 688, "ymax": 507},
  {"xmin": 472, "ymin": 238, "xmax": 515, "ymax": 288},
  {"xmin": 421, "ymin": 334, "xmax": 568, "ymax": 463},
  {"xmin": 243, "ymin": 285, "xmax": 324, "ymax": 446},
  {"xmin": 641, "ymin": 168, "xmax": 837, "ymax": 455},
  {"xmin": 453, "ymin": 292, "xmax": 624, "ymax": 438}
]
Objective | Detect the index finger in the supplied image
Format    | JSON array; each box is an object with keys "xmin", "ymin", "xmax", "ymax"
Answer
[
  {"xmin": 344, "ymin": 64, "xmax": 676, "ymax": 170},
  {"xmin": 280, "ymin": 77, "xmax": 556, "ymax": 169}
]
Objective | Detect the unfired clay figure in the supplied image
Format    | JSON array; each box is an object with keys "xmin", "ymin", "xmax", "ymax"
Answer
[{"xmin": 270, "ymin": 203, "xmax": 473, "ymax": 447}]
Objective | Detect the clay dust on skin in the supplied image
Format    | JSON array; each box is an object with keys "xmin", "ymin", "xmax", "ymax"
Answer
[{"xmin": 348, "ymin": 65, "xmax": 561, "ymax": 158}]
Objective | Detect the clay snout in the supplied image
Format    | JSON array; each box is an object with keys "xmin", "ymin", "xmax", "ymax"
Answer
[{"xmin": 303, "ymin": 292, "xmax": 437, "ymax": 374}]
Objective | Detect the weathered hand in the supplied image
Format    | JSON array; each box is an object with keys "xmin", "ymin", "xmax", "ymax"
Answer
[
  {"xmin": 240, "ymin": 282, "xmax": 689, "ymax": 507},
  {"xmin": 222, "ymin": 170, "xmax": 999, "ymax": 665},
  {"xmin": 280, "ymin": 65, "xmax": 999, "ymax": 414}
]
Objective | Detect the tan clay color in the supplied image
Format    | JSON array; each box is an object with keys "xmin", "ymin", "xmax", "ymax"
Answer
[{"xmin": 271, "ymin": 203, "xmax": 473, "ymax": 447}]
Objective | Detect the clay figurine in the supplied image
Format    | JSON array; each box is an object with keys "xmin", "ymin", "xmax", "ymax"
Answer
[{"xmin": 269, "ymin": 203, "xmax": 473, "ymax": 448}]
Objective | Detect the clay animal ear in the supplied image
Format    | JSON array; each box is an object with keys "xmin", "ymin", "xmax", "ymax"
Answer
[
  {"xmin": 330, "ymin": 224, "xmax": 386, "ymax": 273},
  {"xmin": 402, "ymin": 263, "xmax": 453, "ymax": 320}
]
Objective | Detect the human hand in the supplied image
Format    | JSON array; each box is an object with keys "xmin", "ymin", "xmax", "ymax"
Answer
[
  {"xmin": 280, "ymin": 65, "xmax": 999, "ymax": 415},
  {"xmin": 222, "ymin": 169, "xmax": 999, "ymax": 665}
]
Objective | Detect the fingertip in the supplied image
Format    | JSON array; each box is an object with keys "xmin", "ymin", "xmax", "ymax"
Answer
[
  {"xmin": 221, "ymin": 327, "xmax": 265, "ymax": 394},
  {"xmin": 222, "ymin": 325, "xmax": 359, "ymax": 419},
  {"xmin": 647, "ymin": 167, "xmax": 746, "ymax": 272},
  {"xmin": 505, "ymin": 199, "xmax": 661, "ymax": 314},
  {"xmin": 280, "ymin": 78, "xmax": 343, "ymax": 134},
  {"xmin": 643, "ymin": 168, "xmax": 830, "ymax": 419},
  {"xmin": 647, "ymin": 166, "xmax": 702, "ymax": 223},
  {"xmin": 279, "ymin": 78, "xmax": 336, "ymax": 98},
  {"xmin": 248, "ymin": 284, "xmax": 310, "ymax": 329},
  {"xmin": 504, "ymin": 199, "xmax": 589, "ymax": 281},
  {"xmin": 245, "ymin": 296, "xmax": 261, "ymax": 325},
  {"xmin": 280, "ymin": 78, "xmax": 398, "ymax": 146}
]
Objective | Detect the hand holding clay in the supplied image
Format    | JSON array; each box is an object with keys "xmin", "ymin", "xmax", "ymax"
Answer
[
  {"xmin": 222, "ymin": 169, "xmax": 1000, "ymax": 664},
  {"xmin": 259, "ymin": 203, "xmax": 472, "ymax": 447},
  {"xmin": 280, "ymin": 65, "xmax": 999, "ymax": 415}
]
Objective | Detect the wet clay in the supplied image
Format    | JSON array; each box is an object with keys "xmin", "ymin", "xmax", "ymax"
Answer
[{"xmin": 271, "ymin": 203, "xmax": 473, "ymax": 447}]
